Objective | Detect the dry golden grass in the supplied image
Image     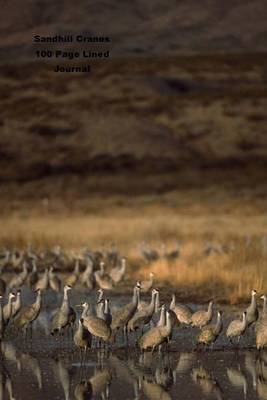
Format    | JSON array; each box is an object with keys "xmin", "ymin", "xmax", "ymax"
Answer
[{"xmin": 1, "ymin": 205, "xmax": 267, "ymax": 304}]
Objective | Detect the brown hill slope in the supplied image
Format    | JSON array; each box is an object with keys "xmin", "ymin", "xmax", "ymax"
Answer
[
  {"xmin": 0, "ymin": 0, "xmax": 267, "ymax": 59},
  {"xmin": 0, "ymin": 54, "xmax": 266, "ymax": 201}
]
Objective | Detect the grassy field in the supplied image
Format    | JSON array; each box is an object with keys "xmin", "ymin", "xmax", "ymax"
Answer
[{"xmin": 1, "ymin": 199, "xmax": 267, "ymax": 304}]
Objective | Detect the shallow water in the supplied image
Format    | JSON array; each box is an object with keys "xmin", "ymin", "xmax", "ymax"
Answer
[
  {"xmin": 0, "ymin": 286, "xmax": 266, "ymax": 399},
  {"xmin": 1, "ymin": 343, "xmax": 267, "ymax": 400}
]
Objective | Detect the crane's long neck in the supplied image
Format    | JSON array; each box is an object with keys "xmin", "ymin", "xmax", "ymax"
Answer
[
  {"xmin": 263, "ymin": 297, "xmax": 267, "ymax": 316},
  {"xmin": 165, "ymin": 313, "xmax": 172, "ymax": 336},
  {"xmin": 7, "ymin": 296, "xmax": 13, "ymax": 314},
  {"xmin": 82, "ymin": 304, "xmax": 90, "ymax": 318},
  {"xmin": 85, "ymin": 263, "xmax": 92, "ymax": 275},
  {"xmin": 97, "ymin": 290, "xmax": 104, "ymax": 303},
  {"xmin": 157, "ymin": 306, "xmax": 166, "ymax": 327},
  {"xmin": 242, "ymin": 313, "xmax": 247, "ymax": 330},
  {"xmin": 214, "ymin": 313, "xmax": 223, "ymax": 335},
  {"xmin": 133, "ymin": 287, "xmax": 139, "ymax": 307},
  {"xmin": 207, "ymin": 302, "xmax": 213, "ymax": 319},
  {"xmin": 150, "ymin": 292, "xmax": 157, "ymax": 312},
  {"xmin": 170, "ymin": 294, "xmax": 175, "ymax": 310},
  {"xmin": 77, "ymin": 321, "xmax": 83, "ymax": 336},
  {"xmin": 44, "ymin": 269, "xmax": 49, "ymax": 283},
  {"xmin": 35, "ymin": 292, "xmax": 42, "ymax": 310},
  {"xmin": 98, "ymin": 303, "xmax": 105, "ymax": 319},
  {"xmin": 149, "ymin": 290, "xmax": 155, "ymax": 306},
  {"xmin": 74, "ymin": 261, "xmax": 79, "ymax": 274},
  {"xmin": 121, "ymin": 260, "xmax": 126, "ymax": 273},
  {"xmin": 251, "ymin": 294, "xmax": 256, "ymax": 310},
  {"xmin": 15, "ymin": 294, "xmax": 21, "ymax": 309},
  {"xmin": 22, "ymin": 265, "xmax": 27, "ymax": 278},
  {"xmin": 104, "ymin": 300, "xmax": 110, "ymax": 314},
  {"xmin": 155, "ymin": 291, "xmax": 160, "ymax": 312},
  {"xmin": 100, "ymin": 264, "xmax": 104, "ymax": 275},
  {"xmin": 62, "ymin": 289, "xmax": 70, "ymax": 309}
]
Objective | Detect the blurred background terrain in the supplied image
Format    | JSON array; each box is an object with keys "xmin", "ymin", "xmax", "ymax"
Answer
[{"xmin": 0, "ymin": 0, "xmax": 267, "ymax": 301}]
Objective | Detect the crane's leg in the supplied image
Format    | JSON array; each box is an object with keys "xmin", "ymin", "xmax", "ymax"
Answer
[
  {"xmin": 123, "ymin": 326, "xmax": 128, "ymax": 345},
  {"xmin": 23, "ymin": 327, "xmax": 27, "ymax": 344},
  {"xmin": 30, "ymin": 323, "xmax": 33, "ymax": 342},
  {"xmin": 237, "ymin": 336, "xmax": 240, "ymax": 350}
]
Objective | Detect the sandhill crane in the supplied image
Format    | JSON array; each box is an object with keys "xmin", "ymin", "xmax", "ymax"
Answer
[
  {"xmin": 98, "ymin": 299, "xmax": 112, "ymax": 327},
  {"xmin": 138, "ymin": 288, "xmax": 160, "ymax": 313},
  {"xmin": 197, "ymin": 310, "xmax": 223, "ymax": 349},
  {"xmin": 96, "ymin": 289, "xmax": 104, "ymax": 317},
  {"xmin": 96, "ymin": 299, "xmax": 106, "ymax": 321},
  {"xmin": 80, "ymin": 259, "xmax": 94, "ymax": 290},
  {"xmin": 256, "ymin": 294, "xmax": 267, "ymax": 350},
  {"xmin": 96, "ymin": 294, "xmax": 113, "ymax": 326},
  {"xmin": 191, "ymin": 300, "xmax": 213, "ymax": 328},
  {"xmin": 14, "ymin": 288, "xmax": 42, "ymax": 338},
  {"xmin": 94, "ymin": 262, "xmax": 114, "ymax": 290},
  {"xmin": 35, "ymin": 268, "xmax": 49, "ymax": 291},
  {"xmin": 82, "ymin": 303, "xmax": 114, "ymax": 346},
  {"xmin": 105, "ymin": 242, "xmax": 120, "ymax": 266},
  {"xmin": 162, "ymin": 242, "xmax": 180, "ymax": 261},
  {"xmin": 74, "ymin": 318, "xmax": 92, "ymax": 360},
  {"xmin": 226, "ymin": 311, "xmax": 247, "ymax": 346},
  {"xmin": 157, "ymin": 304, "xmax": 166, "ymax": 327},
  {"xmin": 3, "ymin": 292, "xmax": 15, "ymax": 325},
  {"xmin": 128, "ymin": 288, "xmax": 158, "ymax": 333},
  {"xmin": 66, "ymin": 259, "xmax": 80, "ymax": 287},
  {"xmin": 50, "ymin": 285, "xmax": 76, "ymax": 336},
  {"xmin": 49, "ymin": 266, "xmax": 61, "ymax": 293},
  {"xmin": 9, "ymin": 262, "xmax": 28, "ymax": 290},
  {"xmin": 170, "ymin": 294, "xmax": 192, "ymax": 325},
  {"xmin": 245, "ymin": 289, "xmax": 258, "ymax": 326},
  {"xmin": 168, "ymin": 307, "xmax": 180, "ymax": 331},
  {"xmin": 139, "ymin": 310, "xmax": 172, "ymax": 352},
  {"xmin": 109, "ymin": 257, "xmax": 126, "ymax": 284},
  {"xmin": 203, "ymin": 241, "xmax": 223, "ymax": 256},
  {"xmin": 111, "ymin": 283, "xmax": 141, "ymax": 341},
  {"xmin": 139, "ymin": 242, "xmax": 160, "ymax": 263},
  {"xmin": 10, "ymin": 250, "xmax": 24, "ymax": 269},
  {"xmin": 140, "ymin": 272, "xmax": 154, "ymax": 293},
  {"xmin": 11, "ymin": 289, "xmax": 22, "ymax": 320}
]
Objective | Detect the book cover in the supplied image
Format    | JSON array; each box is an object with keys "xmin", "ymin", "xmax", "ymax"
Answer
[{"xmin": 0, "ymin": 1, "xmax": 267, "ymax": 399}]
